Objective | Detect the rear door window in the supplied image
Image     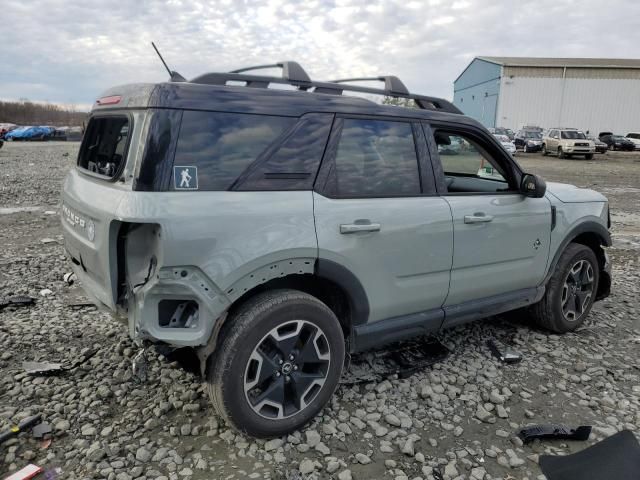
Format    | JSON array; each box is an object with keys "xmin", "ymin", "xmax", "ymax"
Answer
[
  {"xmin": 78, "ymin": 116, "xmax": 130, "ymax": 179},
  {"xmin": 172, "ymin": 111, "xmax": 296, "ymax": 191},
  {"xmin": 325, "ymin": 118, "xmax": 422, "ymax": 197}
]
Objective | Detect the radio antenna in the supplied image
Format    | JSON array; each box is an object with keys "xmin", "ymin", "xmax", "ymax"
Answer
[{"xmin": 151, "ymin": 42, "xmax": 186, "ymax": 82}]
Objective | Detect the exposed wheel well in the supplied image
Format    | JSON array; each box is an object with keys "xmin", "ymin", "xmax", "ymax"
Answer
[{"xmin": 226, "ymin": 274, "xmax": 353, "ymax": 338}]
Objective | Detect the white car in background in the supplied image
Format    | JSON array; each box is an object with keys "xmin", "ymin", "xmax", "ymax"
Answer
[
  {"xmin": 625, "ymin": 133, "xmax": 640, "ymax": 150},
  {"xmin": 493, "ymin": 134, "xmax": 516, "ymax": 155}
]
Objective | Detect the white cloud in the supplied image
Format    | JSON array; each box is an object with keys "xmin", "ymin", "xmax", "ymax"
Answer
[{"xmin": 1, "ymin": 0, "xmax": 639, "ymax": 106}]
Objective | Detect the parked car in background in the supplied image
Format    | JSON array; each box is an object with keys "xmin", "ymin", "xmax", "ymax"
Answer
[
  {"xmin": 624, "ymin": 133, "xmax": 640, "ymax": 150},
  {"xmin": 4, "ymin": 126, "xmax": 54, "ymax": 141},
  {"xmin": 492, "ymin": 127, "xmax": 514, "ymax": 140},
  {"xmin": 599, "ymin": 133, "xmax": 635, "ymax": 151},
  {"xmin": 514, "ymin": 130, "xmax": 543, "ymax": 152},
  {"xmin": 492, "ymin": 133, "xmax": 516, "ymax": 155},
  {"xmin": 587, "ymin": 136, "xmax": 608, "ymax": 154},
  {"xmin": 543, "ymin": 128, "xmax": 595, "ymax": 159}
]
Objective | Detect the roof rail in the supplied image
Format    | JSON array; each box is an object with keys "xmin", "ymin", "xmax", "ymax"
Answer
[
  {"xmin": 330, "ymin": 76, "xmax": 409, "ymax": 95},
  {"xmin": 229, "ymin": 61, "xmax": 311, "ymax": 85},
  {"xmin": 188, "ymin": 61, "xmax": 462, "ymax": 114}
]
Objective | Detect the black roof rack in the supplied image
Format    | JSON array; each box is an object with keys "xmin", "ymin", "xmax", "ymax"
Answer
[
  {"xmin": 330, "ymin": 76, "xmax": 409, "ymax": 95},
  {"xmin": 188, "ymin": 61, "xmax": 461, "ymax": 114}
]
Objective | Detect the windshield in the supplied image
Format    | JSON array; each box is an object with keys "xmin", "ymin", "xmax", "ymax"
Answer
[
  {"xmin": 561, "ymin": 130, "xmax": 586, "ymax": 139},
  {"xmin": 612, "ymin": 135, "xmax": 626, "ymax": 140},
  {"xmin": 524, "ymin": 132, "xmax": 542, "ymax": 139}
]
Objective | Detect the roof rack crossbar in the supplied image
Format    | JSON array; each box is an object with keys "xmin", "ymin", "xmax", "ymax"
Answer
[
  {"xmin": 229, "ymin": 61, "xmax": 311, "ymax": 84},
  {"xmin": 331, "ymin": 76, "xmax": 410, "ymax": 95},
  {"xmin": 188, "ymin": 64, "xmax": 461, "ymax": 114}
]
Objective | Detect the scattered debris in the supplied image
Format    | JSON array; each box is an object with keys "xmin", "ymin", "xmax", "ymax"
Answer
[
  {"xmin": 39, "ymin": 288, "xmax": 53, "ymax": 297},
  {"xmin": 518, "ymin": 424, "xmax": 591, "ymax": 444},
  {"xmin": 132, "ymin": 347, "xmax": 149, "ymax": 383},
  {"xmin": 341, "ymin": 337, "xmax": 450, "ymax": 385},
  {"xmin": 40, "ymin": 238, "xmax": 57, "ymax": 244},
  {"xmin": 23, "ymin": 349, "xmax": 98, "ymax": 376},
  {"xmin": 486, "ymin": 339, "xmax": 522, "ymax": 364},
  {"xmin": 0, "ymin": 295, "xmax": 35, "ymax": 311},
  {"xmin": 63, "ymin": 272, "xmax": 76, "ymax": 285},
  {"xmin": 540, "ymin": 430, "xmax": 640, "ymax": 480},
  {"xmin": 4, "ymin": 464, "xmax": 44, "ymax": 480},
  {"xmin": 43, "ymin": 210, "xmax": 57, "ymax": 215},
  {"xmin": 0, "ymin": 415, "xmax": 42, "ymax": 445},
  {"xmin": 40, "ymin": 438, "xmax": 52, "ymax": 450},
  {"xmin": 32, "ymin": 422, "xmax": 52, "ymax": 439}
]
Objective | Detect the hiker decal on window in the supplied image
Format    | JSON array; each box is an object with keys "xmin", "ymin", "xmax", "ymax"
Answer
[{"xmin": 174, "ymin": 166, "xmax": 198, "ymax": 190}]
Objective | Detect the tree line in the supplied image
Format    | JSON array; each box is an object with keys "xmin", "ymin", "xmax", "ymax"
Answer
[{"xmin": 0, "ymin": 100, "xmax": 87, "ymax": 127}]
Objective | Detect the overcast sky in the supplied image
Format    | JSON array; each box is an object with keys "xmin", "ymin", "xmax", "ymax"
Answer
[{"xmin": 3, "ymin": 0, "xmax": 639, "ymax": 110}]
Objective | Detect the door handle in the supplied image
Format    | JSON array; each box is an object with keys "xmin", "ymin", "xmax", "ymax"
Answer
[
  {"xmin": 464, "ymin": 213, "xmax": 494, "ymax": 224},
  {"xmin": 340, "ymin": 223, "xmax": 381, "ymax": 234}
]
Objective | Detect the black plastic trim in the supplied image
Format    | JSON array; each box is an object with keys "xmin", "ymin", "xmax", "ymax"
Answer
[
  {"xmin": 351, "ymin": 309, "xmax": 443, "ymax": 353},
  {"xmin": 551, "ymin": 206, "xmax": 557, "ymax": 231},
  {"xmin": 541, "ymin": 221, "xmax": 612, "ymax": 287},
  {"xmin": 442, "ymin": 286, "xmax": 544, "ymax": 329},
  {"xmin": 314, "ymin": 259, "xmax": 369, "ymax": 327}
]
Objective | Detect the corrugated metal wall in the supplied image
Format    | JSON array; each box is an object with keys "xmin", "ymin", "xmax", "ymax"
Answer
[
  {"xmin": 453, "ymin": 59, "xmax": 502, "ymax": 128},
  {"xmin": 497, "ymin": 66, "xmax": 640, "ymax": 135}
]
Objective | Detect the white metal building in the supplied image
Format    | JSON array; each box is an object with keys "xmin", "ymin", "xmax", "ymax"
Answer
[{"xmin": 453, "ymin": 56, "xmax": 640, "ymax": 135}]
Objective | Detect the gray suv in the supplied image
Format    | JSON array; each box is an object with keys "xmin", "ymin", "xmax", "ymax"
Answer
[{"xmin": 61, "ymin": 62, "xmax": 611, "ymax": 437}]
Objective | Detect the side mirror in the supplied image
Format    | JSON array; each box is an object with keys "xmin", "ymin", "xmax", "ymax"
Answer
[{"xmin": 521, "ymin": 173, "xmax": 546, "ymax": 198}]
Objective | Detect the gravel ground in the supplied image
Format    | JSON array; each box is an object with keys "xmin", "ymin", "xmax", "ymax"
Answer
[{"xmin": 1, "ymin": 142, "xmax": 639, "ymax": 480}]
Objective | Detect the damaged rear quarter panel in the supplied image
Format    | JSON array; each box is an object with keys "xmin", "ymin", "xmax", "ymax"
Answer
[{"xmin": 116, "ymin": 190, "xmax": 318, "ymax": 346}]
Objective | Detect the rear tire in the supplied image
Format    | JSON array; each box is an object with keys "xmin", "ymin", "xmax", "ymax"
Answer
[
  {"xmin": 207, "ymin": 289, "xmax": 345, "ymax": 438},
  {"xmin": 531, "ymin": 243, "xmax": 599, "ymax": 333},
  {"xmin": 542, "ymin": 144, "xmax": 548, "ymax": 156}
]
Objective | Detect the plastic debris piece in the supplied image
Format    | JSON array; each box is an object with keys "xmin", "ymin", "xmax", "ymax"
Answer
[
  {"xmin": 4, "ymin": 464, "xmax": 44, "ymax": 480},
  {"xmin": 63, "ymin": 272, "xmax": 76, "ymax": 285},
  {"xmin": 0, "ymin": 415, "xmax": 42, "ymax": 445},
  {"xmin": 518, "ymin": 424, "xmax": 592, "ymax": 444},
  {"xmin": 32, "ymin": 422, "xmax": 52, "ymax": 439},
  {"xmin": 487, "ymin": 339, "xmax": 522, "ymax": 364},
  {"xmin": 0, "ymin": 296, "xmax": 35, "ymax": 311},
  {"xmin": 23, "ymin": 349, "xmax": 98, "ymax": 376}
]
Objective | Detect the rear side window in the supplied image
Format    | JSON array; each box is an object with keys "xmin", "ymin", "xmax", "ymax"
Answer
[
  {"xmin": 78, "ymin": 116, "xmax": 130, "ymax": 179},
  {"xmin": 327, "ymin": 119, "xmax": 421, "ymax": 197},
  {"xmin": 172, "ymin": 111, "xmax": 296, "ymax": 191}
]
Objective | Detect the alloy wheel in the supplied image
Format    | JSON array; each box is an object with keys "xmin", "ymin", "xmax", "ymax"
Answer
[
  {"xmin": 244, "ymin": 320, "xmax": 331, "ymax": 419},
  {"xmin": 561, "ymin": 259, "xmax": 594, "ymax": 322}
]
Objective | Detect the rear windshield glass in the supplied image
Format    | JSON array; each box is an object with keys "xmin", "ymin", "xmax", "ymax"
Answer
[
  {"xmin": 172, "ymin": 111, "xmax": 295, "ymax": 191},
  {"xmin": 78, "ymin": 116, "xmax": 130, "ymax": 178}
]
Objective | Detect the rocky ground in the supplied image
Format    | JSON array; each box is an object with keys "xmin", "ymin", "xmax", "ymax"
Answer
[{"xmin": 1, "ymin": 142, "xmax": 639, "ymax": 480}]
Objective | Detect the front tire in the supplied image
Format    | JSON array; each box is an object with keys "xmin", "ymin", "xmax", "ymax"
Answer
[
  {"xmin": 542, "ymin": 144, "xmax": 548, "ymax": 155},
  {"xmin": 558, "ymin": 147, "xmax": 566, "ymax": 159},
  {"xmin": 207, "ymin": 289, "xmax": 345, "ymax": 438},
  {"xmin": 524, "ymin": 144, "xmax": 529, "ymax": 153},
  {"xmin": 531, "ymin": 243, "xmax": 599, "ymax": 333},
  {"xmin": 585, "ymin": 154, "xmax": 593, "ymax": 160}
]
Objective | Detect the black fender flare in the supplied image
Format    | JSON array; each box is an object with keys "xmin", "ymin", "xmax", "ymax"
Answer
[
  {"xmin": 542, "ymin": 221, "xmax": 611, "ymax": 287},
  {"xmin": 314, "ymin": 259, "xmax": 369, "ymax": 326}
]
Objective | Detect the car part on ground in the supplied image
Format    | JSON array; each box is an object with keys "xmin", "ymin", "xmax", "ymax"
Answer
[
  {"xmin": 22, "ymin": 348, "xmax": 98, "ymax": 376},
  {"xmin": 0, "ymin": 415, "xmax": 42, "ymax": 445},
  {"xmin": 539, "ymin": 430, "xmax": 640, "ymax": 480},
  {"xmin": 486, "ymin": 339, "xmax": 522, "ymax": 364},
  {"xmin": 340, "ymin": 336, "xmax": 450, "ymax": 385},
  {"xmin": 0, "ymin": 295, "xmax": 35, "ymax": 311},
  {"xmin": 517, "ymin": 424, "xmax": 591, "ymax": 444}
]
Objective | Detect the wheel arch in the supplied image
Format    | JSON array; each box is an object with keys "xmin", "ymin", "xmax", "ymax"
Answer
[
  {"xmin": 198, "ymin": 260, "xmax": 368, "ymax": 376},
  {"xmin": 542, "ymin": 221, "xmax": 611, "ymax": 300}
]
